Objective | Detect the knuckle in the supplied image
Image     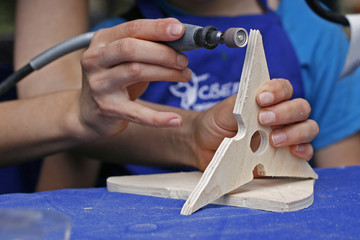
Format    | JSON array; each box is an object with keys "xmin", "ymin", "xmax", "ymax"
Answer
[
  {"xmin": 283, "ymin": 79, "xmax": 293, "ymax": 90},
  {"xmin": 301, "ymin": 99, "xmax": 311, "ymax": 115},
  {"xmin": 81, "ymin": 49, "xmax": 98, "ymax": 72},
  {"xmin": 116, "ymin": 39, "xmax": 136, "ymax": 59},
  {"xmin": 281, "ymin": 79, "xmax": 293, "ymax": 98},
  {"xmin": 126, "ymin": 63, "xmax": 143, "ymax": 78},
  {"xmin": 96, "ymin": 98, "xmax": 119, "ymax": 118},
  {"xmin": 91, "ymin": 29, "xmax": 105, "ymax": 44},
  {"xmin": 271, "ymin": 78, "xmax": 293, "ymax": 99},
  {"xmin": 87, "ymin": 75, "xmax": 103, "ymax": 92},
  {"xmin": 300, "ymin": 120, "xmax": 319, "ymax": 142},
  {"xmin": 149, "ymin": 116, "xmax": 162, "ymax": 127},
  {"xmin": 295, "ymin": 98, "xmax": 311, "ymax": 119},
  {"xmin": 169, "ymin": 51, "xmax": 181, "ymax": 68},
  {"xmin": 125, "ymin": 108, "xmax": 145, "ymax": 124},
  {"xmin": 80, "ymin": 53, "xmax": 91, "ymax": 71},
  {"xmin": 155, "ymin": 19, "xmax": 168, "ymax": 36},
  {"xmin": 124, "ymin": 20, "xmax": 140, "ymax": 36},
  {"xmin": 85, "ymin": 30, "xmax": 103, "ymax": 50},
  {"xmin": 266, "ymin": 78, "xmax": 293, "ymax": 102},
  {"xmin": 280, "ymin": 101, "xmax": 292, "ymax": 114},
  {"xmin": 293, "ymin": 127, "xmax": 303, "ymax": 141},
  {"xmin": 309, "ymin": 119, "xmax": 320, "ymax": 135}
]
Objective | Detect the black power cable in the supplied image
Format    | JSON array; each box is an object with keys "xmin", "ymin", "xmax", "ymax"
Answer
[
  {"xmin": 305, "ymin": 0, "xmax": 349, "ymax": 26},
  {"xmin": 0, "ymin": 64, "xmax": 33, "ymax": 96},
  {"xmin": 0, "ymin": 32, "xmax": 94, "ymax": 97}
]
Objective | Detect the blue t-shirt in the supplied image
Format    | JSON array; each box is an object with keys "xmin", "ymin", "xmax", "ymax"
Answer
[{"xmin": 93, "ymin": 0, "xmax": 360, "ymax": 151}]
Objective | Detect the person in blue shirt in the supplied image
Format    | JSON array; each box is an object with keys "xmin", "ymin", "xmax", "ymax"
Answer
[
  {"xmin": 93, "ymin": 0, "xmax": 360, "ymax": 169},
  {"xmin": 12, "ymin": 0, "xmax": 357, "ymax": 191}
]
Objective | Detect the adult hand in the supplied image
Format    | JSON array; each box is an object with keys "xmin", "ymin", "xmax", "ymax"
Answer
[
  {"xmin": 77, "ymin": 18, "xmax": 192, "ymax": 138},
  {"xmin": 190, "ymin": 78, "xmax": 319, "ymax": 171}
]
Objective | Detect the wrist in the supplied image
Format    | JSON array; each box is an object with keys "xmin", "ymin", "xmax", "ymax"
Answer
[
  {"xmin": 174, "ymin": 109, "xmax": 199, "ymax": 168},
  {"xmin": 63, "ymin": 90, "xmax": 99, "ymax": 144}
]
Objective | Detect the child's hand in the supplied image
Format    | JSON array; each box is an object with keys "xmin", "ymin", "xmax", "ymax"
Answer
[
  {"xmin": 190, "ymin": 78, "xmax": 319, "ymax": 171},
  {"xmin": 256, "ymin": 78, "xmax": 318, "ymax": 160}
]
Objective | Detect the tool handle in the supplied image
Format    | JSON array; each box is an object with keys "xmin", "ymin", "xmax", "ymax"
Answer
[{"xmin": 164, "ymin": 24, "xmax": 203, "ymax": 51}]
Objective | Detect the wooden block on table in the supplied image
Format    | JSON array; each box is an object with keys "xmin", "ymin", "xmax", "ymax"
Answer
[{"xmin": 107, "ymin": 172, "xmax": 315, "ymax": 212}]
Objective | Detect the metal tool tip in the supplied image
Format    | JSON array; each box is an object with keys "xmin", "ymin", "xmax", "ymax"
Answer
[{"xmin": 223, "ymin": 28, "xmax": 248, "ymax": 48}]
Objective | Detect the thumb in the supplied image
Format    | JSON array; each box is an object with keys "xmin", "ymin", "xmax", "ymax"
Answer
[{"xmin": 213, "ymin": 95, "xmax": 238, "ymax": 133}]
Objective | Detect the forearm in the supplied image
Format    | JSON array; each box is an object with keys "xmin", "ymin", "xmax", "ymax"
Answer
[
  {"xmin": 314, "ymin": 133, "xmax": 360, "ymax": 168},
  {"xmin": 15, "ymin": 0, "xmax": 88, "ymax": 97},
  {"xmin": 74, "ymin": 101, "xmax": 199, "ymax": 168},
  {"xmin": 0, "ymin": 90, "xmax": 90, "ymax": 166}
]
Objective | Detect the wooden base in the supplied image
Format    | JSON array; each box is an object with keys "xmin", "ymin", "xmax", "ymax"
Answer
[{"xmin": 107, "ymin": 172, "xmax": 315, "ymax": 213}]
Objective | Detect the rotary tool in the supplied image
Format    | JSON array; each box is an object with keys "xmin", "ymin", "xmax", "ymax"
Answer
[
  {"xmin": 0, "ymin": 24, "xmax": 248, "ymax": 96},
  {"xmin": 166, "ymin": 24, "xmax": 248, "ymax": 51}
]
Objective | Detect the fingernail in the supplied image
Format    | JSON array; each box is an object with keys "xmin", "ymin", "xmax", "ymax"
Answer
[
  {"xmin": 168, "ymin": 118, "xmax": 181, "ymax": 127},
  {"xmin": 296, "ymin": 144, "xmax": 305, "ymax": 152},
  {"xmin": 168, "ymin": 24, "xmax": 183, "ymax": 36},
  {"xmin": 177, "ymin": 54, "xmax": 188, "ymax": 68},
  {"xmin": 259, "ymin": 111, "xmax": 276, "ymax": 124},
  {"xmin": 259, "ymin": 92, "xmax": 274, "ymax": 105},
  {"xmin": 182, "ymin": 68, "xmax": 192, "ymax": 79},
  {"xmin": 272, "ymin": 132, "xmax": 287, "ymax": 145}
]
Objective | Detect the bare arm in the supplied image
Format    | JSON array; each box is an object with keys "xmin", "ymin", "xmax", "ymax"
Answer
[
  {"xmin": 0, "ymin": 90, "xmax": 82, "ymax": 166},
  {"xmin": 15, "ymin": 0, "xmax": 93, "ymax": 191},
  {"xmin": 75, "ymin": 79, "xmax": 319, "ymax": 171},
  {"xmin": 13, "ymin": 7, "xmax": 190, "ymax": 190},
  {"xmin": 314, "ymin": 133, "xmax": 360, "ymax": 168},
  {"xmin": 0, "ymin": 77, "xmax": 319, "ymax": 171},
  {"xmin": 15, "ymin": 0, "xmax": 88, "ymax": 93}
]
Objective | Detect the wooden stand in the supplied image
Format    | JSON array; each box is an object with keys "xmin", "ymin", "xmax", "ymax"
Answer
[
  {"xmin": 107, "ymin": 30, "xmax": 318, "ymax": 215},
  {"xmin": 107, "ymin": 172, "xmax": 315, "ymax": 212}
]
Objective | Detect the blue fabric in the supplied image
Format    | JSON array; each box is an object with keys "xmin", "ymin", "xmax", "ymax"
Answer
[
  {"xmin": 92, "ymin": 1, "xmax": 360, "ymax": 176},
  {"xmin": 0, "ymin": 166, "xmax": 359, "ymax": 239},
  {"xmin": 137, "ymin": 0, "xmax": 305, "ymax": 111},
  {"xmin": 276, "ymin": 0, "xmax": 360, "ymax": 149},
  {"xmin": 93, "ymin": 1, "xmax": 360, "ymax": 151},
  {"xmin": 93, "ymin": 0, "xmax": 307, "ymax": 176}
]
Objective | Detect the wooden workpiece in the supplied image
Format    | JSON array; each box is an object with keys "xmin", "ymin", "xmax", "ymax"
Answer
[
  {"xmin": 107, "ymin": 172, "xmax": 315, "ymax": 212},
  {"xmin": 180, "ymin": 30, "xmax": 317, "ymax": 215},
  {"xmin": 107, "ymin": 30, "xmax": 318, "ymax": 215}
]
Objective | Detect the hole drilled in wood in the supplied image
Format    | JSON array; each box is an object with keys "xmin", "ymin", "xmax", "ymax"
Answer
[
  {"xmin": 250, "ymin": 130, "xmax": 267, "ymax": 154},
  {"xmin": 253, "ymin": 163, "xmax": 266, "ymax": 177}
]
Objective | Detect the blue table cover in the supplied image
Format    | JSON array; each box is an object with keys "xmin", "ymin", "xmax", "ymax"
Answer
[{"xmin": 0, "ymin": 166, "xmax": 359, "ymax": 239}]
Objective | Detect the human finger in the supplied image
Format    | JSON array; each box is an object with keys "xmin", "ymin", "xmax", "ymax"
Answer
[
  {"xmin": 91, "ymin": 18, "xmax": 185, "ymax": 45},
  {"xmin": 256, "ymin": 78, "xmax": 293, "ymax": 107},
  {"xmin": 258, "ymin": 98, "xmax": 311, "ymax": 126},
  {"xmin": 289, "ymin": 143, "xmax": 314, "ymax": 161},
  {"xmin": 118, "ymin": 100, "xmax": 183, "ymax": 128},
  {"xmin": 269, "ymin": 119, "xmax": 319, "ymax": 147},
  {"xmin": 88, "ymin": 62, "xmax": 191, "ymax": 92},
  {"xmin": 92, "ymin": 38, "xmax": 188, "ymax": 70}
]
